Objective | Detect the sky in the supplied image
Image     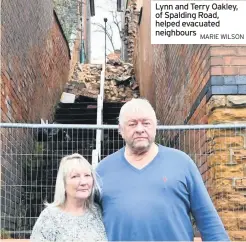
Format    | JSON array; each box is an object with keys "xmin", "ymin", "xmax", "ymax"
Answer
[{"xmin": 90, "ymin": 0, "xmax": 122, "ymax": 63}]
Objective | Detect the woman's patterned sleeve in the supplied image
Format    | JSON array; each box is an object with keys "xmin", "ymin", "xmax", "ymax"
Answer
[
  {"xmin": 94, "ymin": 204, "xmax": 108, "ymax": 241},
  {"xmin": 30, "ymin": 207, "xmax": 58, "ymax": 242}
]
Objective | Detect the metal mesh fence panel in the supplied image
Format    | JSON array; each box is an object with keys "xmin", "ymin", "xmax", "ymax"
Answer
[
  {"xmin": 1, "ymin": 123, "xmax": 246, "ymax": 240},
  {"xmin": 0, "ymin": 125, "xmax": 96, "ymax": 239}
]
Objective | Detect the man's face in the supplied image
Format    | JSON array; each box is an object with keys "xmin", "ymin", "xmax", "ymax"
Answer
[{"xmin": 119, "ymin": 112, "xmax": 157, "ymax": 152}]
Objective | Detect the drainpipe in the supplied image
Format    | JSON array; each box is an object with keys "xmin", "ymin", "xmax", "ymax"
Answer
[
  {"xmin": 104, "ymin": 18, "xmax": 108, "ymax": 67},
  {"xmin": 80, "ymin": 0, "xmax": 85, "ymax": 63}
]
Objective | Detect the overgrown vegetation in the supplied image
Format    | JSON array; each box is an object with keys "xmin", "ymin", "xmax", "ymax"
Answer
[
  {"xmin": 0, "ymin": 229, "xmax": 12, "ymax": 239},
  {"xmin": 53, "ymin": 0, "xmax": 78, "ymax": 44}
]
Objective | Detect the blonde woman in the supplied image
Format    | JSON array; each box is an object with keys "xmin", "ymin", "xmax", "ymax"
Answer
[{"xmin": 30, "ymin": 153, "xmax": 107, "ymax": 242}]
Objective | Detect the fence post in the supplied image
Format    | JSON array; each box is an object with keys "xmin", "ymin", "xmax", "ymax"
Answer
[
  {"xmin": 92, "ymin": 149, "xmax": 99, "ymax": 169},
  {"xmin": 94, "ymin": 63, "xmax": 106, "ymax": 163}
]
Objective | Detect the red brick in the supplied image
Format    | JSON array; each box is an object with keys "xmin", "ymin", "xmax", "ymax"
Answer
[
  {"xmin": 211, "ymin": 47, "xmax": 237, "ymax": 56},
  {"xmin": 239, "ymin": 67, "xmax": 246, "ymax": 75},
  {"xmin": 211, "ymin": 57, "xmax": 224, "ymax": 66},
  {"xmin": 236, "ymin": 47, "xmax": 246, "ymax": 56},
  {"xmin": 222, "ymin": 66, "xmax": 239, "ymax": 75},
  {"xmin": 202, "ymin": 70, "xmax": 210, "ymax": 87},
  {"xmin": 199, "ymin": 114, "xmax": 208, "ymax": 124},
  {"xmin": 211, "ymin": 66, "xmax": 223, "ymax": 75},
  {"xmin": 224, "ymin": 56, "xmax": 246, "ymax": 65}
]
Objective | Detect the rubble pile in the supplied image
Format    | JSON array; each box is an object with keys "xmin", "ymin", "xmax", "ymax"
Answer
[
  {"xmin": 65, "ymin": 63, "xmax": 102, "ymax": 99},
  {"xmin": 64, "ymin": 61, "xmax": 139, "ymax": 102},
  {"xmin": 104, "ymin": 60, "xmax": 139, "ymax": 101}
]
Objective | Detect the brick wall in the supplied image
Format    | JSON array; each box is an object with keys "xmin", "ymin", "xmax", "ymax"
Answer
[
  {"xmin": 133, "ymin": 0, "xmax": 155, "ymax": 108},
  {"xmin": 206, "ymin": 96, "xmax": 246, "ymax": 240},
  {"xmin": 135, "ymin": 0, "xmax": 211, "ymax": 125},
  {"xmin": 211, "ymin": 45, "xmax": 246, "ymax": 76},
  {"xmin": 153, "ymin": 44, "xmax": 210, "ymax": 125},
  {"xmin": 1, "ymin": 0, "xmax": 70, "ymax": 237},
  {"xmin": 1, "ymin": 0, "xmax": 70, "ymax": 123},
  {"xmin": 134, "ymin": 1, "xmax": 246, "ymax": 126}
]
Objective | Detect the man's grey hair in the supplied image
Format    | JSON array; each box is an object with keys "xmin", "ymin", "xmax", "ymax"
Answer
[
  {"xmin": 45, "ymin": 153, "xmax": 100, "ymax": 209},
  {"xmin": 118, "ymin": 98, "xmax": 157, "ymax": 125}
]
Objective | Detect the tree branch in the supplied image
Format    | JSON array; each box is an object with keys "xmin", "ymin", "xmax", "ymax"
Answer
[
  {"xmin": 92, "ymin": 0, "xmax": 122, "ymax": 53},
  {"xmin": 92, "ymin": 22, "xmax": 115, "ymax": 51}
]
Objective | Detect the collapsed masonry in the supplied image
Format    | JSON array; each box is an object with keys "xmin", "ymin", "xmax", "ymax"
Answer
[
  {"xmin": 63, "ymin": 0, "xmax": 140, "ymax": 101},
  {"xmin": 65, "ymin": 59, "xmax": 139, "ymax": 102}
]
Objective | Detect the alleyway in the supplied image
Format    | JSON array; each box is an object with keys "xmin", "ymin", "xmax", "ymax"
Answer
[{"xmin": 1, "ymin": 0, "xmax": 246, "ymax": 241}]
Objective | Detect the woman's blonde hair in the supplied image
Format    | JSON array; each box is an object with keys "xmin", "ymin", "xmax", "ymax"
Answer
[{"xmin": 46, "ymin": 153, "xmax": 100, "ymax": 209}]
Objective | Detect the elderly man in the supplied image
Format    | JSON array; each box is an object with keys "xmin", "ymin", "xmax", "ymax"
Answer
[{"xmin": 96, "ymin": 98, "xmax": 229, "ymax": 241}]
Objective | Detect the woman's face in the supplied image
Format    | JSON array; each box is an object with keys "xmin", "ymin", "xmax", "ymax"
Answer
[{"xmin": 65, "ymin": 165, "xmax": 93, "ymax": 201}]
